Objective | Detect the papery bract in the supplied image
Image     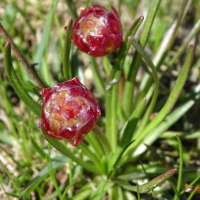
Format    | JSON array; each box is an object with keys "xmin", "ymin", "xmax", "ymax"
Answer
[
  {"xmin": 70, "ymin": 5, "xmax": 123, "ymax": 57},
  {"xmin": 39, "ymin": 77, "xmax": 101, "ymax": 146}
]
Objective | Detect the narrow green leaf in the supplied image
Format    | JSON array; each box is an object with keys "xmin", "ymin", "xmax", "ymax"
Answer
[
  {"xmin": 85, "ymin": 132, "xmax": 105, "ymax": 159},
  {"xmin": 65, "ymin": 0, "xmax": 78, "ymax": 20},
  {"xmin": 120, "ymin": 98, "xmax": 147, "ymax": 145},
  {"xmin": 34, "ymin": 0, "xmax": 58, "ymax": 82},
  {"xmin": 43, "ymin": 131, "xmax": 104, "ymax": 174},
  {"xmin": 92, "ymin": 127, "xmax": 112, "ymax": 156},
  {"xmin": 187, "ymin": 184, "xmax": 200, "ymax": 200},
  {"xmin": 78, "ymin": 142, "xmax": 102, "ymax": 167},
  {"xmin": 61, "ymin": 178, "xmax": 80, "ymax": 200},
  {"xmin": 122, "ymin": 0, "xmax": 161, "ymax": 117},
  {"xmin": 137, "ymin": 183, "xmax": 140, "ymax": 200},
  {"xmin": 128, "ymin": 36, "xmax": 159, "ymax": 134},
  {"xmin": 176, "ymin": 136, "xmax": 183, "ymax": 196},
  {"xmin": 135, "ymin": 0, "xmax": 192, "ymax": 106},
  {"xmin": 4, "ymin": 42, "xmax": 41, "ymax": 117},
  {"xmin": 46, "ymin": 150, "xmax": 62, "ymax": 200},
  {"xmin": 63, "ymin": 18, "xmax": 73, "ymax": 80},
  {"xmin": 106, "ymin": 16, "xmax": 144, "ymax": 151},
  {"xmin": 116, "ymin": 169, "xmax": 177, "ymax": 193},
  {"xmin": 0, "ymin": 159, "xmax": 20, "ymax": 194},
  {"xmin": 20, "ymin": 155, "xmax": 68, "ymax": 199},
  {"xmin": 180, "ymin": 175, "xmax": 200, "ymax": 195},
  {"xmin": 30, "ymin": 137, "xmax": 46, "ymax": 159},
  {"xmin": 126, "ymin": 44, "xmax": 194, "ymax": 154},
  {"xmin": 168, "ymin": 179, "xmax": 180, "ymax": 200}
]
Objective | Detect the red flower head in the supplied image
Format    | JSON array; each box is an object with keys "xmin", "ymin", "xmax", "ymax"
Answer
[
  {"xmin": 39, "ymin": 77, "xmax": 101, "ymax": 146},
  {"xmin": 71, "ymin": 5, "xmax": 123, "ymax": 57}
]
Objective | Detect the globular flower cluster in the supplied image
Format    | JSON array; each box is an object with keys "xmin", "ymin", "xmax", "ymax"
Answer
[
  {"xmin": 71, "ymin": 5, "xmax": 123, "ymax": 57},
  {"xmin": 39, "ymin": 77, "xmax": 101, "ymax": 146}
]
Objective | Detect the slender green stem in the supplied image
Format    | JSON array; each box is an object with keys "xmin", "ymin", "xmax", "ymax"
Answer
[
  {"xmin": 168, "ymin": 179, "xmax": 180, "ymax": 200},
  {"xmin": 89, "ymin": 57, "xmax": 105, "ymax": 99},
  {"xmin": 106, "ymin": 16, "xmax": 144, "ymax": 151},
  {"xmin": 63, "ymin": 18, "xmax": 73, "ymax": 81},
  {"xmin": 176, "ymin": 136, "xmax": 183, "ymax": 197},
  {"xmin": 4, "ymin": 43, "xmax": 41, "ymax": 117},
  {"xmin": 137, "ymin": 184, "xmax": 140, "ymax": 200},
  {"xmin": 128, "ymin": 36, "xmax": 159, "ymax": 135},
  {"xmin": 61, "ymin": 178, "xmax": 80, "ymax": 200}
]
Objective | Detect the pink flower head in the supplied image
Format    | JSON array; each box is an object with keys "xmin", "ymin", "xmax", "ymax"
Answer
[
  {"xmin": 71, "ymin": 5, "xmax": 123, "ymax": 57},
  {"xmin": 39, "ymin": 77, "xmax": 101, "ymax": 146}
]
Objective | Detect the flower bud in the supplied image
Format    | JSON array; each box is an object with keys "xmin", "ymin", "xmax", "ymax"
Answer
[
  {"xmin": 39, "ymin": 77, "xmax": 101, "ymax": 146},
  {"xmin": 71, "ymin": 5, "xmax": 123, "ymax": 57}
]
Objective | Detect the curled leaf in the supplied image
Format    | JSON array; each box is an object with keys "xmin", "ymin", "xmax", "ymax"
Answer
[{"xmin": 115, "ymin": 169, "xmax": 177, "ymax": 193}]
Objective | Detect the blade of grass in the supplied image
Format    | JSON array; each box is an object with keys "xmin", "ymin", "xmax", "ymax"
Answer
[
  {"xmin": 61, "ymin": 178, "xmax": 80, "ymax": 200},
  {"xmin": 180, "ymin": 175, "xmax": 200, "ymax": 195},
  {"xmin": 34, "ymin": 0, "xmax": 58, "ymax": 86},
  {"xmin": 168, "ymin": 179, "xmax": 180, "ymax": 200},
  {"xmin": 106, "ymin": 16, "xmax": 144, "ymax": 151},
  {"xmin": 0, "ymin": 23, "xmax": 45, "ymax": 89},
  {"xmin": 4, "ymin": 42, "xmax": 41, "ymax": 117},
  {"xmin": 43, "ymin": 131, "xmax": 104, "ymax": 174},
  {"xmin": 176, "ymin": 135, "xmax": 183, "ymax": 199},
  {"xmin": 20, "ymin": 155, "xmax": 68, "ymax": 199},
  {"xmin": 68, "ymin": 159, "xmax": 73, "ymax": 198},
  {"xmin": 0, "ymin": 173, "xmax": 11, "ymax": 200},
  {"xmin": 125, "ymin": 44, "xmax": 194, "ymax": 156},
  {"xmin": 128, "ymin": 36, "xmax": 159, "ymax": 134},
  {"xmin": 85, "ymin": 132, "xmax": 105, "ymax": 159},
  {"xmin": 187, "ymin": 184, "xmax": 200, "ymax": 200},
  {"xmin": 30, "ymin": 136, "xmax": 46, "ymax": 159},
  {"xmin": 108, "ymin": 98, "xmax": 146, "ymax": 172},
  {"xmin": 65, "ymin": 0, "xmax": 78, "ymax": 20},
  {"xmin": 0, "ymin": 159, "xmax": 20, "ymax": 194},
  {"xmin": 121, "ymin": 84, "xmax": 200, "ymax": 162},
  {"xmin": 135, "ymin": 0, "xmax": 192, "ymax": 106},
  {"xmin": 63, "ymin": 18, "xmax": 73, "ymax": 80},
  {"xmin": 78, "ymin": 142, "xmax": 102, "ymax": 167},
  {"xmin": 47, "ymin": 145, "xmax": 62, "ymax": 200},
  {"xmin": 92, "ymin": 127, "xmax": 112, "ymax": 156},
  {"xmin": 122, "ymin": 0, "xmax": 161, "ymax": 117}
]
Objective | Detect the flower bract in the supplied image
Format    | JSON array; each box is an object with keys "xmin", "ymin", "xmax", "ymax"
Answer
[
  {"xmin": 71, "ymin": 5, "xmax": 123, "ymax": 57},
  {"xmin": 39, "ymin": 77, "xmax": 101, "ymax": 146}
]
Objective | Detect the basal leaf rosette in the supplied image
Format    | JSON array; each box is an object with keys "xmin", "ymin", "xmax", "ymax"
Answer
[
  {"xmin": 39, "ymin": 77, "xmax": 101, "ymax": 146},
  {"xmin": 71, "ymin": 5, "xmax": 123, "ymax": 57}
]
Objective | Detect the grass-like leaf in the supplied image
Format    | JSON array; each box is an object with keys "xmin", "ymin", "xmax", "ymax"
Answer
[
  {"xmin": 106, "ymin": 16, "xmax": 144, "ymax": 151},
  {"xmin": 116, "ymin": 169, "xmax": 177, "ymax": 193},
  {"xmin": 4, "ymin": 42, "xmax": 41, "ymax": 117},
  {"xmin": 126, "ymin": 44, "xmax": 194, "ymax": 155},
  {"xmin": 63, "ymin": 18, "xmax": 73, "ymax": 81}
]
